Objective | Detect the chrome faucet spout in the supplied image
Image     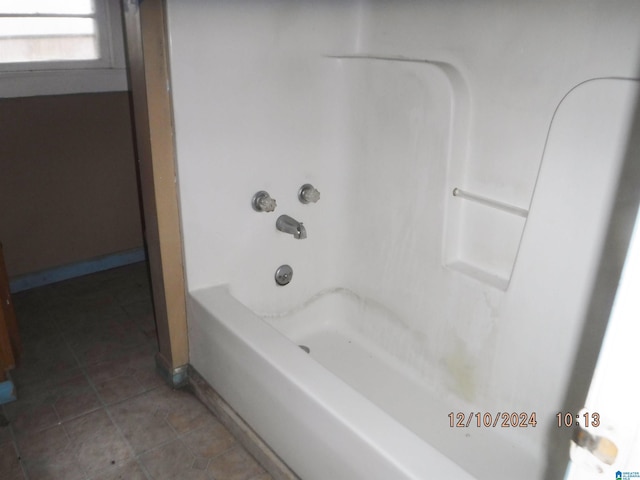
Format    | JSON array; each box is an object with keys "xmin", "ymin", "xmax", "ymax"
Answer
[{"xmin": 276, "ymin": 215, "xmax": 307, "ymax": 239}]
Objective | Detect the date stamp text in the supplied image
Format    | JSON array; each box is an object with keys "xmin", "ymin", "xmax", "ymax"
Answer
[{"xmin": 448, "ymin": 412, "xmax": 538, "ymax": 428}]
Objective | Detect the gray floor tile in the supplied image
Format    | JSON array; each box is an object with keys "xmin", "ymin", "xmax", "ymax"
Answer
[{"xmin": 5, "ymin": 263, "xmax": 269, "ymax": 480}]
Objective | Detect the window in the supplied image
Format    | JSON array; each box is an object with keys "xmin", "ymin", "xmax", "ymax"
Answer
[
  {"xmin": 0, "ymin": 0, "xmax": 100, "ymax": 65},
  {"xmin": 0, "ymin": 0, "xmax": 128, "ymax": 97}
]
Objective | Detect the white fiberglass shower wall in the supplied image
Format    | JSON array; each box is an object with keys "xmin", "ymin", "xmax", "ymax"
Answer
[{"xmin": 165, "ymin": 1, "xmax": 640, "ymax": 478}]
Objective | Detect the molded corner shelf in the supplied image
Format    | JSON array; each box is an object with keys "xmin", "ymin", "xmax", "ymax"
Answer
[{"xmin": 444, "ymin": 187, "xmax": 529, "ymax": 290}]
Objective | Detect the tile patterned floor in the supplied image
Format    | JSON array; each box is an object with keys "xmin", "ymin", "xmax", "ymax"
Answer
[{"xmin": 0, "ymin": 263, "xmax": 272, "ymax": 480}]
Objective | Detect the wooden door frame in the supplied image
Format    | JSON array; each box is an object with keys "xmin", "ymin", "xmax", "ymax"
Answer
[{"xmin": 121, "ymin": 0, "xmax": 188, "ymax": 386}]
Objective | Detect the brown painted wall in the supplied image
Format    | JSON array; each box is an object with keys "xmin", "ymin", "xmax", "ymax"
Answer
[{"xmin": 0, "ymin": 92, "xmax": 144, "ymax": 278}]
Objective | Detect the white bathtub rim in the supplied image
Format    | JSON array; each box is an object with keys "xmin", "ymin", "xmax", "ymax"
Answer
[{"xmin": 189, "ymin": 283, "xmax": 478, "ymax": 479}]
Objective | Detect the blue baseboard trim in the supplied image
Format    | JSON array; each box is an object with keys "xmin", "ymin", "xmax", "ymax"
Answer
[
  {"xmin": 0, "ymin": 379, "xmax": 16, "ymax": 405},
  {"xmin": 9, "ymin": 247, "xmax": 147, "ymax": 293}
]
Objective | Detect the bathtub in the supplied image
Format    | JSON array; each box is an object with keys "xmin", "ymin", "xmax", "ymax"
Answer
[
  {"xmin": 188, "ymin": 285, "xmax": 543, "ymax": 479},
  {"xmin": 167, "ymin": 1, "xmax": 640, "ymax": 478}
]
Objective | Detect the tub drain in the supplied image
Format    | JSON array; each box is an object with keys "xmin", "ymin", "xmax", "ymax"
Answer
[{"xmin": 299, "ymin": 345, "xmax": 310, "ymax": 354}]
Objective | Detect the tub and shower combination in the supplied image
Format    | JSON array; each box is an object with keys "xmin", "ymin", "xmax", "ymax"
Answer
[{"xmin": 163, "ymin": 1, "xmax": 640, "ymax": 479}]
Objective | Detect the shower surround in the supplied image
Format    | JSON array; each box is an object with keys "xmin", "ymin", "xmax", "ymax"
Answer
[{"xmin": 164, "ymin": 1, "xmax": 640, "ymax": 478}]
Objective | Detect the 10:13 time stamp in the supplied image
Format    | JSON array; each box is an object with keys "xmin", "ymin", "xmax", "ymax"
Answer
[{"xmin": 557, "ymin": 411, "xmax": 600, "ymax": 428}]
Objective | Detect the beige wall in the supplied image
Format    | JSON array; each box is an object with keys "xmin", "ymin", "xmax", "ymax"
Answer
[{"xmin": 0, "ymin": 92, "xmax": 144, "ymax": 278}]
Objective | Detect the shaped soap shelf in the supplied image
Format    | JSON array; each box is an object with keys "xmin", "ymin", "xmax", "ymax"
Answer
[{"xmin": 445, "ymin": 187, "xmax": 530, "ymax": 290}]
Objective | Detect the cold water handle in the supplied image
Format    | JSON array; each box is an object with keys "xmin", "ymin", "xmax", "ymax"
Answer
[{"xmin": 298, "ymin": 184, "xmax": 320, "ymax": 204}]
